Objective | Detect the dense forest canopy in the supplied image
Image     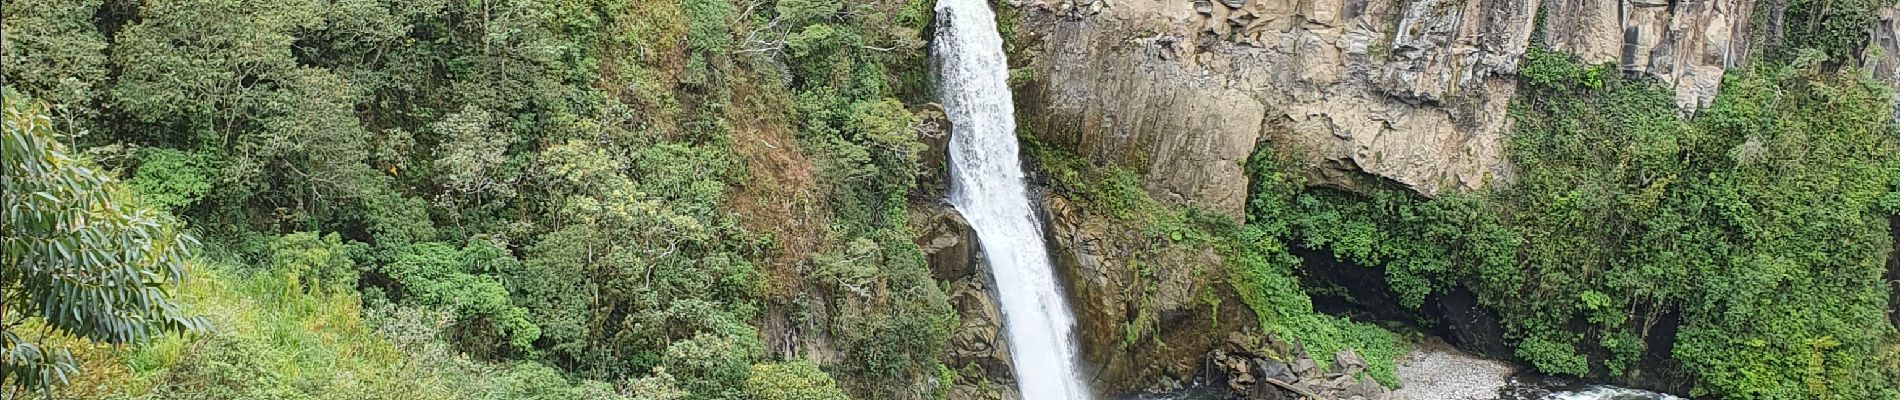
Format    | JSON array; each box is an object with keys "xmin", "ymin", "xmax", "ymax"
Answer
[
  {"xmin": 5, "ymin": 0, "xmax": 940, "ymax": 398},
  {"xmin": 1, "ymin": 0, "xmax": 1898, "ymax": 399}
]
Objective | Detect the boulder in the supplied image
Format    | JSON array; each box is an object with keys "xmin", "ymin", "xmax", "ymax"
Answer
[
  {"xmin": 1346, "ymin": 376, "xmax": 1391, "ymax": 400},
  {"xmin": 1192, "ymin": 333, "xmax": 1401, "ymax": 400},
  {"xmin": 1331, "ymin": 349, "xmax": 1367, "ymax": 376},
  {"xmin": 1290, "ymin": 357, "xmax": 1318, "ymax": 376},
  {"xmin": 910, "ymin": 200, "xmax": 977, "ymax": 281},
  {"xmin": 1253, "ymin": 358, "xmax": 1296, "ymax": 383}
]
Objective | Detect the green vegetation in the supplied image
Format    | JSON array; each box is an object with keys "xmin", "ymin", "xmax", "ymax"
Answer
[
  {"xmin": 1238, "ymin": 43, "xmax": 1900, "ymax": 400},
  {"xmin": 3, "ymin": 0, "xmax": 950, "ymax": 398},
  {"xmin": 2, "ymin": 91, "xmax": 208, "ymax": 394},
  {"xmin": 745, "ymin": 360, "xmax": 853, "ymax": 400},
  {"xmin": 53, "ymin": 258, "xmax": 634, "ymax": 400},
  {"xmin": 7, "ymin": 0, "xmax": 1900, "ymax": 398}
]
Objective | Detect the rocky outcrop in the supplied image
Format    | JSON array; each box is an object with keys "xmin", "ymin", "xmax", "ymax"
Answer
[
  {"xmin": 1866, "ymin": 5, "xmax": 1900, "ymax": 122},
  {"xmin": 909, "ymin": 202, "xmax": 1022, "ymax": 400},
  {"xmin": 1543, "ymin": 0, "xmax": 1754, "ymax": 110},
  {"xmin": 1012, "ymin": 0, "xmax": 1768, "ymax": 213},
  {"xmin": 1040, "ymin": 193, "xmax": 1257, "ymax": 394},
  {"xmin": 1887, "ymin": 216, "xmax": 1898, "ymax": 332},
  {"xmin": 911, "ymin": 104, "xmax": 954, "ymax": 200},
  {"xmin": 1195, "ymin": 333, "xmax": 1393, "ymax": 400},
  {"xmin": 1014, "ymin": 0, "xmax": 1532, "ymax": 214}
]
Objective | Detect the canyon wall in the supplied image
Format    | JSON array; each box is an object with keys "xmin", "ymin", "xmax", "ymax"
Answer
[
  {"xmin": 1002, "ymin": 0, "xmax": 1900, "ymax": 394},
  {"xmin": 1012, "ymin": 0, "xmax": 1766, "ymax": 216}
]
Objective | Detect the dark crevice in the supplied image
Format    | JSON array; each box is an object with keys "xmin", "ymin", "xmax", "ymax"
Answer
[
  {"xmin": 1292, "ymin": 246, "xmax": 1513, "ymax": 358},
  {"xmin": 1888, "ymin": 216, "xmax": 1898, "ymax": 331},
  {"xmin": 1291, "ymin": 243, "xmax": 1693, "ymax": 395}
]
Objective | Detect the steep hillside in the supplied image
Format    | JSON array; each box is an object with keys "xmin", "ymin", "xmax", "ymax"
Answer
[{"xmin": 3, "ymin": 0, "xmax": 1897, "ymax": 399}]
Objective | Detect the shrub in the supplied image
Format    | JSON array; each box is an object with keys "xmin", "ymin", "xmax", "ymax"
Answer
[
  {"xmin": 746, "ymin": 360, "xmax": 852, "ymax": 400},
  {"xmin": 129, "ymin": 148, "xmax": 214, "ymax": 211},
  {"xmin": 270, "ymin": 232, "xmax": 359, "ymax": 294}
]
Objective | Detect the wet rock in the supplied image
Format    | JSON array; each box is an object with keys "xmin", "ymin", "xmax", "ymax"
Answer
[
  {"xmin": 910, "ymin": 200, "xmax": 977, "ymax": 282},
  {"xmin": 1041, "ymin": 193, "xmax": 1255, "ymax": 394},
  {"xmin": 907, "ymin": 203, "xmax": 1020, "ymax": 400}
]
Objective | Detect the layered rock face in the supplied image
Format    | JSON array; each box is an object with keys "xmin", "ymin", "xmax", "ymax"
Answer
[
  {"xmin": 1012, "ymin": 0, "xmax": 1768, "ymax": 214},
  {"xmin": 1867, "ymin": 5, "xmax": 1900, "ymax": 122},
  {"xmin": 1543, "ymin": 0, "xmax": 1753, "ymax": 109},
  {"xmin": 1015, "ymin": 0, "xmax": 1532, "ymax": 214}
]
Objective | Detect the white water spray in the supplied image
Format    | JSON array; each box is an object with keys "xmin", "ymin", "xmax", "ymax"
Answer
[
  {"xmin": 1542, "ymin": 386, "xmax": 1683, "ymax": 400},
  {"xmin": 934, "ymin": 0, "xmax": 1093, "ymax": 398}
]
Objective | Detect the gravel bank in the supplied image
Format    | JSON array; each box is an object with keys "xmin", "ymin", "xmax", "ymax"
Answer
[{"xmin": 1390, "ymin": 341, "xmax": 1516, "ymax": 400}]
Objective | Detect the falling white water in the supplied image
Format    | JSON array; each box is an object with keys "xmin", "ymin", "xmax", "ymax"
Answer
[{"xmin": 934, "ymin": 0, "xmax": 1094, "ymax": 399}]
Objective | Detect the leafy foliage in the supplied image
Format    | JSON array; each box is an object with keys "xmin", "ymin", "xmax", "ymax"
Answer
[
  {"xmin": 127, "ymin": 148, "xmax": 215, "ymax": 212},
  {"xmin": 746, "ymin": 360, "xmax": 853, "ymax": 400},
  {"xmin": 0, "ymin": 0, "xmax": 109, "ymax": 125},
  {"xmin": 380, "ymin": 241, "xmax": 540, "ymax": 355},
  {"xmin": 269, "ymin": 232, "xmax": 360, "ymax": 295},
  {"xmin": 1247, "ymin": 46, "xmax": 1900, "ymax": 399},
  {"xmin": 1, "ymin": 90, "xmax": 208, "ymax": 394},
  {"xmin": 1778, "ymin": 0, "xmax": 1887, "ymax": 61}
]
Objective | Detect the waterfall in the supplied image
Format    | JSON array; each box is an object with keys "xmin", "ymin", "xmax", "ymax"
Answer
[{"xmin": 934, "ymin": 1, "xmax": 1094, "ymax": 399}]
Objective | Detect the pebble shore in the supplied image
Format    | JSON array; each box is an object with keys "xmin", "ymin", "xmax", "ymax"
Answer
[{"xmin": 1390, "ymin": 341, "xmax": 1516, "ymax": 400}]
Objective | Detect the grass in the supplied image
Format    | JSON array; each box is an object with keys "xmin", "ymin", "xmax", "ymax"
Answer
[{"xmin": 39, "ymin": 258, "xmax": 616, "ymax": 400}]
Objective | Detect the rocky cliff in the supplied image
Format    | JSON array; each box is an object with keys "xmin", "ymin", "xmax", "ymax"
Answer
[
  {"xmin": 1866, "ymin": 4, "xmax": 1900, "ymax": 121},
  {"xmin": 1010, "ymin": 0, "xmax": 1773, "ymax": 212},
  {"xmin": 999, "ymin": 0, "xmax": 1900, "ymax": 395},
  {"xmin": 1542, "ymin": 0, "xmax": 1753, "ymax": 109}
]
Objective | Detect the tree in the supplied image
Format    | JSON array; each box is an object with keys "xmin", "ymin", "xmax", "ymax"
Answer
[
  {"xmin": 0, "ymin": 0, "xmax": 109, "ymax": 129},
  {"xmin": 0, "ymin": 89, "xmax": 208, "ymax": 394}
]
